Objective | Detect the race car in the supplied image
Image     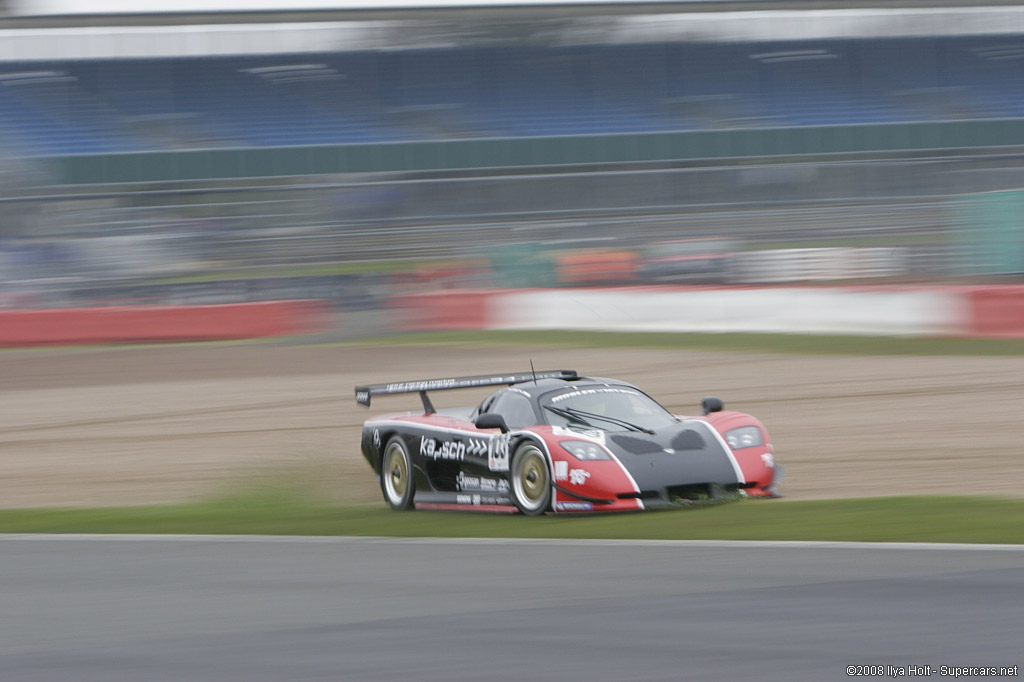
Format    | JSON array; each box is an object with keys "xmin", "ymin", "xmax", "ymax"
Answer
[{"xmin": 356, "ymin": 369, "xmax": 780, "ymax": 515}]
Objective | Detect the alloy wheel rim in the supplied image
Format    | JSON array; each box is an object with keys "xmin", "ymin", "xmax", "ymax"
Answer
[
  {"xmin": 514, "ymin": 447, "xmax": 548, "ymax": 510},
  {"xmin": 384, "ymin": 444, "xmax": 407, "ymax": 502}
]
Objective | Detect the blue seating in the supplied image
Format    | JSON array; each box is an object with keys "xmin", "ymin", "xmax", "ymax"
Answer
[{"xmin": 0, "ymin": 36, "xmax": 1021, "ymax": 156}]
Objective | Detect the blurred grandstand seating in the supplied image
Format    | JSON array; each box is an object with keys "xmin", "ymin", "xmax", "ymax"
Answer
[{"xmin": 0, "ymin": 36, "xmax": 1021, "ymax": 156}]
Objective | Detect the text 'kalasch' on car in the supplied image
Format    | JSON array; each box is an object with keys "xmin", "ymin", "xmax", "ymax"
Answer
[{"xmin": 356, "ymin": 370, "xmax": 780, "ymax": 515}]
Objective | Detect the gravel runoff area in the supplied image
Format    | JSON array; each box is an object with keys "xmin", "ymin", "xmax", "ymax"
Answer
[{"xmin": 2, "ymin": 342, "xmax": 1023, "ymax": 508}]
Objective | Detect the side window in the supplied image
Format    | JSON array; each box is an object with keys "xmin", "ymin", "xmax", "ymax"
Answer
[
  {"xmin": 489, "ymin": 391, "xmax": 538, "ymax": 430},
  {"xmin": 476, "ymin": 394, "xmax": 497, "ymax": 417}
]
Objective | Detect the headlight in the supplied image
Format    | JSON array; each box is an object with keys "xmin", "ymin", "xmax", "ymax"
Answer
[
  {"xmin": 725, "ymin": 426, "xmax": 763, "ymax": 449},
  {"xmin": 560, "ymin": 440, "xmax": 612, "ymax": 461}
]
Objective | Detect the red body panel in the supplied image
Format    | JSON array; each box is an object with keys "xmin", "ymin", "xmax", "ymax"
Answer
[
  {"xmin": 701, "ymin": 411, "xmax": 779, "ymax": 497},
  {"xmin": 532, "ymin": 426, "xmax": 644, "ymax": 513}
]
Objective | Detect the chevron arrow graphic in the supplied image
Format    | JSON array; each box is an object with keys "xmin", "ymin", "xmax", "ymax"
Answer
[{"xmin": 466, "ymin": 438, "xmax": 488, "ymax": 456}]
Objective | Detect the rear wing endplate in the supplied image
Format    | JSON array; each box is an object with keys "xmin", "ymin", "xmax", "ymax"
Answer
[{"xmin": 355, "ymin": 369, "xmax": 578, "ymax": 413}]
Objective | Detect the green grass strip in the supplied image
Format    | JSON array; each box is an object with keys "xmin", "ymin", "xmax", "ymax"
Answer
[
  {"xmin": 352, "ymin": 330, "xmax": 1024, "ymax": 356},
  {"xmin": 3, "ymin": 495, "xmax": 1023, "ymax": 544}
]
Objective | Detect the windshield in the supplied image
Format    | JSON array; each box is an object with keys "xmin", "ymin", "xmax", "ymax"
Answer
[{"xmin": 540, "ymin": 385, "xmax": 678, "ymax": 433}]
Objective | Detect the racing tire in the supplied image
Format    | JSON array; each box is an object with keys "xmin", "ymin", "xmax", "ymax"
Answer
[
  {"xmin": 510, "ymin": 442, "xmax": 551, "ymax": 516},
  {"xmin": 380, "ymin": 437, "xmax": 415, "ymax": 511}
]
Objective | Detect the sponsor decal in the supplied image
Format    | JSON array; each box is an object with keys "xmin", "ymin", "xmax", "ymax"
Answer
[
  {"xmin": 381, "ymin": 374, "xmax": 537, "ymax": 394},
  {"xmin": 761, "ymin": 453, "xmax": 775, "ymax": 468},
  {"xmin": 488, "ymin": 433, "xmax": 511, "ymax": 472},
  {"xmin": 456, "ymin": 471, "xmax": 509, "ymax": 493},
  {"xmin": 554, "ymin": 462, "xmax": 591, "ymax": 486},
  {"xmin": 550, "ymin": 387, "xmax": 641, "ymax": 403},
  {"xmin": 555, "ymin": 501, "xmax": 594, "ymax": 512},
  {"xmin": 554, "ymin": 460, "xmax": 569, "ymax": 481},
  {"xmin": 456, "ymin": 494, "xmax": 512, "ymax": 506},
  {"xmin": 356, "ymin": 390, "xmax": 370, "ymax": 404},
  {"xmin": 568, "ymin": 469, "xmax": 591, "ymax": 486},
  {"xmin": 552, "ymin": 425, "xmax": 606, "ymax": 443},
  {"xmin": 456, "ymin": 471, "xmax": 480, "ymax": 491},
  {"xmin": 420, "ymin": 436, "xmax": 466, "ymax": 462}
]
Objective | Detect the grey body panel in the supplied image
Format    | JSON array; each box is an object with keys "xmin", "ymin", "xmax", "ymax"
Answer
[{"xmin": 606, "ymin": 421, "xmax": 740, "ymax": 492}]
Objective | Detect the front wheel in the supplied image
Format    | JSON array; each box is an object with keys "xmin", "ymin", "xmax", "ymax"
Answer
[
  {"xmin": 510, "ymin": 442, "xmax": 551, "ymax": 516},
  {"xmin": 380, "ymin": 437, "xmax": 415, "ymax": 511}
]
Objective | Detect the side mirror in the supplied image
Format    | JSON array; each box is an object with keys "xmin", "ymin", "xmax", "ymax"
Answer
[
  {"xmin": 701, "ymin": 397, "xmax": 724, "ymax": 415},
  {"xmin": 475, "ymin": 412, "xmax": 509, "ymax": 433}
]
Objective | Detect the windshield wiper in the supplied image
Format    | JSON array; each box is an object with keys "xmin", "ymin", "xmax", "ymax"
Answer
[
  {"xmin": 544, "ymin": 405, "xmax": 655, "ymax": 435},
  {"xmin": 543, "ymin": 405, "xmax": 602, "ymax": 430}
]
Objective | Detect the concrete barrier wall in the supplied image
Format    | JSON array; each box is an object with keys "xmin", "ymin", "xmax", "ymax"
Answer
[
  {"xmin": 0, "ymin": 300, "xmax": 326, "ymax": 347},
  {"xmin": 392, "ymin": 290, "xmax": 491, "ymax": 331},
  {"xmin": 11, "ymin": 288, "xmax": 1017, "ymax": 346},
  {"xmin": 394, "ymin": 286, "xmax": 1024, "ymax": 338},
  {"xmin": 492, "ymin": 288, "xmax": 965, "ymax": 336}
]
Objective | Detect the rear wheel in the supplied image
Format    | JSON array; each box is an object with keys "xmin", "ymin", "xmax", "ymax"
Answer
[
  {"xmin": 380, "ymin": 437, "xmax": 415, "ymax": 510},
  {"xmin": 510, "ymin": 443, "xmax": 551, "ymax": 516}
]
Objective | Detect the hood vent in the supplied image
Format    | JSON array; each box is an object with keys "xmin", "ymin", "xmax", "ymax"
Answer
[
  {"xmin": 671, "ymin": 429, "xmax": 706, "ymax": 451},
  {"xmin": 610, "ymin": 435, "xmax": 663, "ymax": 454}
]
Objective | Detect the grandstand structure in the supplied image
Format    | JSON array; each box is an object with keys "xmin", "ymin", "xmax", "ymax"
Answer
[
  {"xmin": 3, "ymin": 36, "xmax": 1024, "ymax": 158},
  {"xmin": 1, "ymin": 0, "xmax": 1023, "ymax": 301},
  {"xmin": 1, "ymin": 2, "xmax": 1023, "ymax": 169}
]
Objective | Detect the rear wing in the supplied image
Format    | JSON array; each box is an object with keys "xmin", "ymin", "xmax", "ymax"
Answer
[{"xmin": 355, "ymin": 369, "xmax": 578, "ymax": 413}]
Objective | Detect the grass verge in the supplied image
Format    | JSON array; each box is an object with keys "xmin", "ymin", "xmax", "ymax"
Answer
[
  {"xmin": 350, "ymin": 330, "xmax": 1024, "ymax": 357},
  {"xmin": 2, "ymin": 494, "xmax": 1023, "ymax": 544}
]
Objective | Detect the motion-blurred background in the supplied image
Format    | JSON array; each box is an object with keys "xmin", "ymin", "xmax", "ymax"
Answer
[{"xmin": 1, "ymin": 0, "xmax": 1023, "ymax": 341}]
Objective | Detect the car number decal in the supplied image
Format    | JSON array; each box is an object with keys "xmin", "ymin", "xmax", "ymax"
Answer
[{"xmin": 488, "ymin": 433, "xmax": 511, "ymax": 472}]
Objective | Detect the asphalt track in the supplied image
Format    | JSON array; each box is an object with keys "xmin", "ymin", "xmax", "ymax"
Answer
[{"xmin": 2, "ymin": 537, "xmax": 1023, "ymax": 682}]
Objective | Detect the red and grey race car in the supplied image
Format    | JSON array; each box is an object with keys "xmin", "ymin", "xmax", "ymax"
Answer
[{"xmin": 356, "ymin": 370, "xmax": 780, "ymax": 515}]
